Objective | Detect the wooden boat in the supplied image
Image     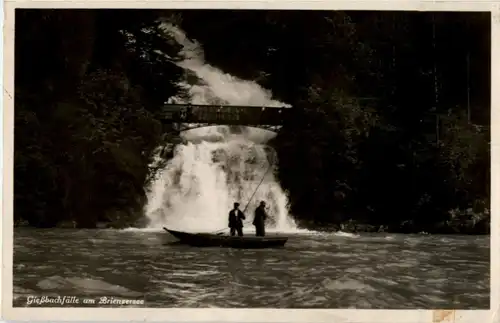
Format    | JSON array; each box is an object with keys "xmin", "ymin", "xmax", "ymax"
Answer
[{"xmin": 163, "ymin": 227, "xmax": 288, "ymax": 249}]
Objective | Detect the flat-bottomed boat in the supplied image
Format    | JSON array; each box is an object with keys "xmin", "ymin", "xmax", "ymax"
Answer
[{"xmin": 163, "ymin": 227, "xmax": 288, "ymax": 249}]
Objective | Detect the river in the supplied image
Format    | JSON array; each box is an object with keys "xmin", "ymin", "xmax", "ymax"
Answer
[{"xmin": 13, "ymin": 228, "xmax": 489, "ymax": 309}]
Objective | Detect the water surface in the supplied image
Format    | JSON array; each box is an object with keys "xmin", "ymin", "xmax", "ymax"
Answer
[{"xmin": 13, "ymin": 228, "xmax": 489, "ymax": 308}]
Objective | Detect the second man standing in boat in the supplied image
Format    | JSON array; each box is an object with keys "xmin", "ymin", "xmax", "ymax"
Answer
[
  {"xmin": 228, "ymin": 202, "xmax": 246, "ymax": 236},
  {"xmin": 253, "ymin": 201, "xmax": 268, "ymax": 237}
]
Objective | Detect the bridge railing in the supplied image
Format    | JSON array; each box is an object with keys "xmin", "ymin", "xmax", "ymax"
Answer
[{"xmin": 161, "ymin": 104, "xmax": 289, "ymax": 125}]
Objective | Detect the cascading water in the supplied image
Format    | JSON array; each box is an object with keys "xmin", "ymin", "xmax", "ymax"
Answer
[{"xmin": 144, "ymin": 23, "xmax": 298, "ymax": 233}]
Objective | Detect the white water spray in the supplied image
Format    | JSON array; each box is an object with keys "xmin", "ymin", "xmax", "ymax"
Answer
[{"xmin": 144, "ymin": 23, "xmax": 298, "ymax": 233}]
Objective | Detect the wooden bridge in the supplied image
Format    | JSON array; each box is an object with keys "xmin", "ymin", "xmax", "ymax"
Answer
[{"xmin": 160, "ymin": 104, "xmax": 290, "ymax": 130}]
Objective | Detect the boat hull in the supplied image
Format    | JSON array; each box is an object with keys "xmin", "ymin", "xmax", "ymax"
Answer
[{"xmin": 163, "ymin": 227, "xmax": 287, "ymax": 249}]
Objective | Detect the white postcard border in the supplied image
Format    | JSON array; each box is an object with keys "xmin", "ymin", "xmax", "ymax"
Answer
[{"xmin": 2, "ymin": 1, "xmax": 499, "ymax": 322}]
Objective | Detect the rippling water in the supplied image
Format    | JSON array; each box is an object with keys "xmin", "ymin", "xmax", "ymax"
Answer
[{"xmin": 13, "ymin": 228, "xmax": 489, "ymax": 308}]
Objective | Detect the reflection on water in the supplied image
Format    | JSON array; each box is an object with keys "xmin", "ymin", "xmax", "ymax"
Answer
[{"xmin": 13, "ymin": 228, "xmax": 489, "ymax": 308}]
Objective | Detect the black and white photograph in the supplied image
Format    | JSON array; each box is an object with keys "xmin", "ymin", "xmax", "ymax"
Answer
[{"xmin": 2, "ymin": 3, "xmax": 496, "ymax": 321}]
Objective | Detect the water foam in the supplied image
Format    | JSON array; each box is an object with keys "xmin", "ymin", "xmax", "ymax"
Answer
[{"xmin": 143, "ymin": 23, "xmax": 300, "ymax": 233}]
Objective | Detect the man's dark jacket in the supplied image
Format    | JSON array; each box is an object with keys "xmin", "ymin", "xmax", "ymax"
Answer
[{"xmin": 228, "ymin": 209, "xmax": 246, "ymax": 228}]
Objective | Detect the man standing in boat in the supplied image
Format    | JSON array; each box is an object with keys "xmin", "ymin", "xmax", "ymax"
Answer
[
  {"xmin": 253, "ymin": 201, "xmax": 268, "ymax": 237},
  {"xmin": 228, "ymin": 202, "xmax": 246, "ymax": 236}
]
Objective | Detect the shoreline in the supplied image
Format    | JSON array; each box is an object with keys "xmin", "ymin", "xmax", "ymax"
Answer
[
  {"xmin": 14, "ymin": 207, "xmax": 490, "ymax": 236},
  {"xmin": 13, "ymin": 222, "xmax": 490, "ymax": 236},
  {"xmin": 297, "ymin": 221, "xmax": 490, "ymax": 236}
]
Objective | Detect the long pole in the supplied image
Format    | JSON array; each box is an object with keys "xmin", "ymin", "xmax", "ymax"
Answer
[
  {"xmin": 213, "ymin": 162, "xmax": 273, "ymax": 234},
  {"xmin": 242, "ymin": 163, "xmax": 272, "ymax": 213}
]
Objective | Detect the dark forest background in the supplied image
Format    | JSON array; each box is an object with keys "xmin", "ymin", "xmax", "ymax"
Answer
[{"xmin": 14, "ymin": 9, "xmax": 491, "ymax": 233}]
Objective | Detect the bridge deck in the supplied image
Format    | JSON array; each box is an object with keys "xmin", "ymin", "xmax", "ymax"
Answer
[{"xmin": 161, "ymin": 104, "xmax": 290, "ymax": 125}]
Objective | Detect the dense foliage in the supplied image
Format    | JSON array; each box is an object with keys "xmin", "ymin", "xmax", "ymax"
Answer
[{"xmin": 14, "ymin": 10, "xmax": 490, "ymax": 233}]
